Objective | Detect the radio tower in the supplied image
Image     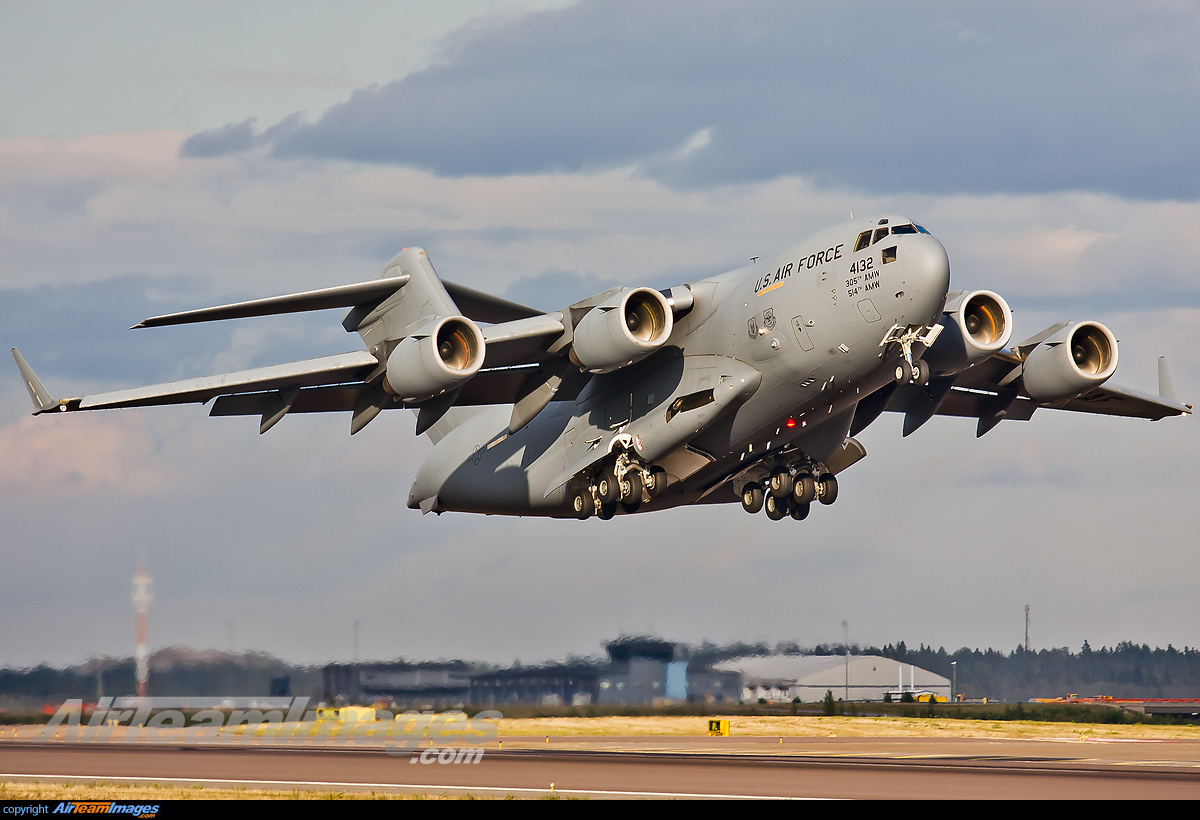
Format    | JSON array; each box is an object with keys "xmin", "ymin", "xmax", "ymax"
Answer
[{"xmin": 131, "ymin": 559, "xmax": 154, "ymax": 698}]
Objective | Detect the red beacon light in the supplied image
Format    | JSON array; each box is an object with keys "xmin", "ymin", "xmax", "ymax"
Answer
[{"xmin": 785, "ymin": 417, "xmax": 796, "ymax": 428}]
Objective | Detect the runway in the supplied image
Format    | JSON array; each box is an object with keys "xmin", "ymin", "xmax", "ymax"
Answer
[{"xmin": 5, "ymin": 734, "xmax": 1200, "ymax": 799}]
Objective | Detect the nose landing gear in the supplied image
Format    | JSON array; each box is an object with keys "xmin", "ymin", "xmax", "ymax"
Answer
[{"xmin": 882, "ymin": 323, "xmax": 939, "ymax": 386}]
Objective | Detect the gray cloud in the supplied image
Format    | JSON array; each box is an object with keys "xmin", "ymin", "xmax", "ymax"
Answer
[
  {"xmin": 3, "ymin": 275, "xmax": 345, "ymax": 388},
  {"xmin": 178, "ymin": 0, "xmax": 1200, "ymax": 199},
  {"xmin": 180, "ymin": 118, "xmax": 259, "ymax": 158}
]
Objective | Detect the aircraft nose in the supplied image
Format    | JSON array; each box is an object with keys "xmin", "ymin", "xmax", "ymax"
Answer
[{"xmin": 900, "ymin": 235, "xmax": 951, "ymax": 325}]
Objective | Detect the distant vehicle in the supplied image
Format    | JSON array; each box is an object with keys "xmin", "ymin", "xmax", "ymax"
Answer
[{"xmin": 12, "ymin": 215, "xmax": 1190, "ymax": 520}]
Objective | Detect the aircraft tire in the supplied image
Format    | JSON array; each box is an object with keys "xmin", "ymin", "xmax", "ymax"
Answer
[
  {"xmin": 818, "ymin": 474, "xmax": 839, "ymax": 505},
  {"xmin": 790, "ymin": 502, "xmax": 810, "ymax": 520},
  {"xmin": 894, "ymin": 360, "xmax": 912, "ymax": 384},
  {"xmin": 596, "ymin": 469, "xmax": 619, "ymax": 504},
  {"xmin": 768, "ymin": 469, "xmax": 793, "ymax": 499},
  {"xmin": 912, "ymin": 359, "xmax": 931, "ymax": 386},
  {"xmin": 620, "ymin": 499, "xmax": 641, "ymax": 514},
  {"xmin": 765, "ymin": 493, "xmax": 789, "ymax": 520},
  {"xmin": 741, "ymin": 482, "xmax": 764, "ymax": 514},
  {"xmin": 792, "ymin": 474, "xmax": 817, "ymax": 505},
  {"xmin": 572, "ymin": 489, "xmax": 594, "ymax": 520},
  {"xmin": 646, "ymin": 466, "xmax": 669, "ymax": 498},
  {"xmin": 620, "ymin": 470, "xmax": 643, "ymax": 503},
  {"xmin": 597, "ymin": 502, "xmax": 617, "ymax": 520}
]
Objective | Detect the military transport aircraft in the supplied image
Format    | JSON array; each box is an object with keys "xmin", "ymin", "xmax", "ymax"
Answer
[{"xmin": 11, "ymin": 215, "xmax": 1192, "ymax": 521}]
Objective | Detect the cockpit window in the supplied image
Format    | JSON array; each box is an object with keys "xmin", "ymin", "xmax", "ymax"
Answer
[
  {"xmin": 854, "ymin": 230, "xmax": 872, "ymax": 252},
  {"xmin": 891, "ymin": 224, "xmax": 918, "ymax": 234},
  {"xmin": 871, "ymin": 228, "xmax": 889, "ymax": 245},
  {"xmin": 914, "ymin": 223, "xmax": 931, "ymax": 234},
  {"xmin": 878, "ymin": 218, "xmax": 889, "ymax": 225}
]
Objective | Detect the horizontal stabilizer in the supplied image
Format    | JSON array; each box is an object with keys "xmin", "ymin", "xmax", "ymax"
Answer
[
  {"xmin": 133, "ymin": 277, "xmax": 409, "ymax": 329},
  {"xmin": 11, "ymin": 348, "xmax": 57, "ymax": 414},
  {"xmin": 61, "ymin": 350, "xmax": 379, "ymax": 412},
  {"xmin": 443, "ymin": 281, "xmax": 545, "ymax": 324}
]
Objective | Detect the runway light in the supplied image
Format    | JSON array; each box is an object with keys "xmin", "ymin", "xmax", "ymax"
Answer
[{"xmin": 786, "ymin": 418, "xmax": 796, "ymax": 428}]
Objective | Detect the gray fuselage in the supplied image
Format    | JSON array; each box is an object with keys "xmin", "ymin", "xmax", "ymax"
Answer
[{"xmin": 409, "ymin": 215, "xmax": 951, "ymax": 516}]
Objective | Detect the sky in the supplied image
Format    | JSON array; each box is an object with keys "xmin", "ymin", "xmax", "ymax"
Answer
[{"xmin": 1, "ymin": 0, "xmax": 1198, "ymax": 671}]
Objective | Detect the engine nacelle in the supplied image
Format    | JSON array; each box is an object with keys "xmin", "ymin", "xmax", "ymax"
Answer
[
  {"xmin": 383, "ymin": 316, "xmax": 485, "ymax": 401},
  {"xmin": 571, "ymin": 287, "xmax": 673, "ymax": 372},
  {"xmin": 1022, "ymin": 321, "xmax": 1118, "ymax": 402},
  {"xmin": 923, "ymin": 289, "xmax": 1013, "ymax": 376}
]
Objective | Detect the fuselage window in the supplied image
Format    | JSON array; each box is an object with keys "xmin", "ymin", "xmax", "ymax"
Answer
[
  {"xmin": 891, "ymin": 224, "xmax": 918, "ymax": 234},
  {"xmin": 854, "ymin": 230, "xmax": 872, "ymax": 252},
  {"xmin": 882, "ymin": 246, "xmax": 897, "ymax": 264},
  {"xmin": 872, "ymin": 228, "xmax": 889, "ymax": 245}
]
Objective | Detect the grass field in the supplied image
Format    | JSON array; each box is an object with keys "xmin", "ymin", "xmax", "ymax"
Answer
[{"xmin": 494, "ymin": 714, "xmax": 1200, "ymax": 740}]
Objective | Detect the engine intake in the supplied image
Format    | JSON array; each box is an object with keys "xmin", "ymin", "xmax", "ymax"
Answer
[
  {"xmin": 383, "ymin": 316, "xmax": 485, "ymax": 401},
  {"xmin": 1022, "ymin": 321, "xmax": 1118, "ymax": 402},
  {"xmin": 923, "ymin": 289, "xmax": 1013, "ymax": 376},
  {"xmin": 571, "ymin": 287, "xmax": 673, "ymax": 372}
]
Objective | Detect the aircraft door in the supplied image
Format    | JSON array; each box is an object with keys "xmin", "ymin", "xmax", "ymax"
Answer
[{"xmin": 791, "ymin": 316, "xmax": 815, "ymax": 351}]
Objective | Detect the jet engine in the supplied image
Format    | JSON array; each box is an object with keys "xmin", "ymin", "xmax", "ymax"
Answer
[
  {"xmin": 383, "ymin": 315, "xmax": 485, "ymax": 401},
  {"xmin": 571, "ymin": 287, "xmax": 674, "ymax": 372},
  {"xmin": 1022, "ymin": 321, "xmax": 1118, "ymax": 401},
  {"xmin": 923, "ymin": 289, "xmax": 1013, "ymax": 376}
]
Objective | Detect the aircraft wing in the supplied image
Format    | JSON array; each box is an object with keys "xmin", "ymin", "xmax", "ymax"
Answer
[
  {"xmin": 885, "ymin": 350, "xmax": 1190, "ymax": 437},
  {"xmin": 12, "ymin": 348, "xmax": 380, "ymax": 413}
]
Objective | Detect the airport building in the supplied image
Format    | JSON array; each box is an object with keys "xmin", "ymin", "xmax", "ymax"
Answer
[
  {"xmin": 323, "ymin": 637, "xmax": 740, "ymax": 707},
  {"xmin": 717, "ymin": 654, "xmax": 950, "ymax": 702},
  {"xmin": 321, "ymin": 641, "xmax": 947, "ymax": 706}
]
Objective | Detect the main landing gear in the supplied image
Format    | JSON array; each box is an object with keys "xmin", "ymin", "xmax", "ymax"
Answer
[
  {"xmin": 741, "ymin": 469, "xmax": 838, "ymax": 521},
  {"xmin": 572, "ymin": 451, "xmax": 667, "ymax": 520}
]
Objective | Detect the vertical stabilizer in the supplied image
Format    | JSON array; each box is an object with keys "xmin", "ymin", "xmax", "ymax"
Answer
[{"xmin": 347, "ymin": 248, "xmax": 462, "ymax": 346}]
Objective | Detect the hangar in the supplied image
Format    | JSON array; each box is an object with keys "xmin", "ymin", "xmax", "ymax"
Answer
[{"xmin": 718, "ymin": 655, "xmax": 950, "ymax": 702}]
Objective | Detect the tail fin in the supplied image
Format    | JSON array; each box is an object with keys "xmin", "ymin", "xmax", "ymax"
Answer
[
  {"xmin": 346, "ymin": 247, "xmax": 462, "ymax": 345},
  {"xmin": 11, "ymin": 348, "xmax": 57, "ymax": 414}
]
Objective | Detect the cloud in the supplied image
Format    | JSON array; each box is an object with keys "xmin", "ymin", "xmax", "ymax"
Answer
[
  {"xmin": 176, "ymin": 0, "xmax": 1200, "ymax": 199},
  {"xmin": 180, "ymin": 118, "xmax": 259, "ymax": 158},
  {"xmin": 2, "ymin": 128, "xmax": 1198, "ymax": 667}
]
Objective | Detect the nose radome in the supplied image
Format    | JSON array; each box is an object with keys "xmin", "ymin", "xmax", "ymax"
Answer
[{"xmin": 901, "ymin": 235, "xmax": 951, "ymax": 324}]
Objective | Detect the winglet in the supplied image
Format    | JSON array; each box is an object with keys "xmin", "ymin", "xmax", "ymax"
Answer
[
  {"xmin": 1158, "ymin": 356, "xmax": 1180, "ymax": 403},
  {"xmin": 11, "ymin": 348, "xmax": 57, "ymax": 414}
]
